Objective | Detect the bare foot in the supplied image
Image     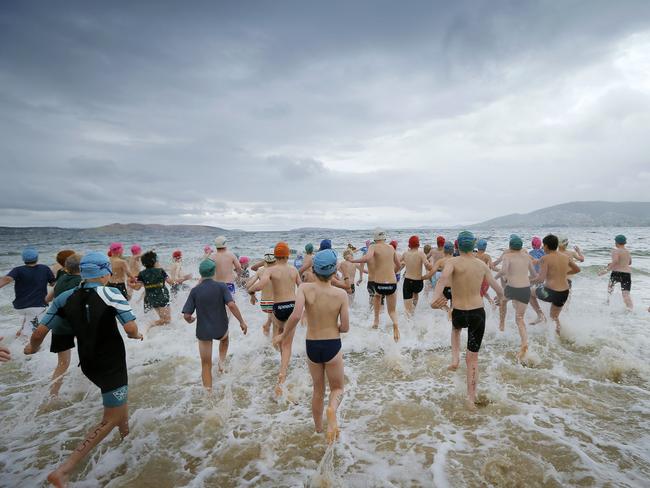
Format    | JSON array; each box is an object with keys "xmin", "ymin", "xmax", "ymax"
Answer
[
  {"xmin": 274, "ymin": 383, "xmax": 283, "ymax": 397},
  {"xmin": 47, "ymin": 469, "xmax": 69, "ymax": 488},
  {"xmin": 263, "ymin": 324, "xmax": 270, "ymax": 336},
  {"xmin": 392, "ymin": 324, "xmax": 400, "ymax": 342},
  {"xmin": 447, "ymin": 363, "xmax": 459, "ymax": 371},
  {"xmin": 465, "ymin": 399, "xmax": 477, "ymax": 412},
  {"xmin": 499, "ymin": 322, "xmax": 505, "ymax": 332},
  {"xmin": 372, "ymin": 322, "xmax": 379, "ymax": 329},
  {"xmin": 218, "ymin": 361, "xmax": 225, "ymax": 374},
  {"xmin": 516, "ymin": 344, "xmax": 528, "ymax": 362},
  {"xmin": 326, "ymin": 406, "xmax": 339, "ymax": 444},
  {"xmin": 555, "ymin": 324, "xmax": 561, "ymax": 335},
  {"xmin": 529, "ymin": 314, "xmax": 546, "ymax": 325}
]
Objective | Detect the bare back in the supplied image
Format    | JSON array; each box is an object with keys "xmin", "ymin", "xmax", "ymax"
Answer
[
  {"xmin": 211, "ymin": 250, "xmax": 239, "ymax": 283},
  {"xmin": 128, "ymin": 256, "xmax": 142, "ymax": 276},
  {"xmin": 541, "ymin": 251, "xmax": 571, "ymax": 291},
  {"xmin": 338, "ymin": 260, "xmax": 356, "ymax": 282},
  {"xmin": 268, "ymin": 262, "xmax": 300, "ymax": 302},
  {"xmin": 403, "ymin": 249, "xmax": 428, "ymax": 280},
  {"xmin": 302, "ymin": 282, "xmax": 347, "ymax": 340},
  {"xmin": 448, "ymin": 255, "xmax": 491, "ymax": 310},
  {"xmin": 611, "ymin": 248, "xmax": 632, "ymax": 273},
  {"xmin": 109, "ymin": 257, "xmax": 129, "ymax": 283},
  {"xmin": 501, "ymin": 251, "xmax": 534, "ymax": 288},
  {"xmin": 370, "ymin": 242, "xmax": 398, "ymax": 283}
]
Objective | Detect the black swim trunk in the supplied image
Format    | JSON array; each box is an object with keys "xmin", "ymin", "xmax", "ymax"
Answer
[
  {"xmin": 349, "ymin": 283, "xmax": 355, "ymax": 294},
  {"xmin": 273, "ymin": 301, "xmax": 295, "ymax": 322},
  {"xmin": 443, "ymin": 287, "xmax": 452, "ymax": 301},
  {"xmin": 306, "ymin": 338, "xmax": 342, "ymax": 363},
  {"xmin": 403, "ymin": 278, "xmax": 424, "ymax": 300},
  {"xmin": 367, "ymin": 281, "xmax": 376, "ymax": 296},
  {"xmin": 108, "ymin": 282, "xmax": 128, "ymax": 300},
  {"xmin": 451, "ymin": 307, "xmax": 486, "ymax": 353},
  {"xmin": 505, "ymin": 285, "xmax": 531, "ymax": 305},
  {"xmin": 535, "ymin": 286, "xmax": 570, "ymax": 308},
  {"xmin": 375, "ymin": 283, "xmax": 397, "ymax": 296},
  {"xmin": 609, "ymin": 271, "xmax": 631, "ymax": 292},
  {"xmin": 50, "ymin": 333, "xmax": 75, "ymax": 353}
]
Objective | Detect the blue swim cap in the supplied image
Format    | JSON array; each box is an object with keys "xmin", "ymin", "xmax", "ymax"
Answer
[
  {"xmin": 319, "ymin": 239, "xmax": 332, "ymax": 251},
  {"xmin": 80, "ymin": 251, "xmax": 113, "ymax": 279},
  {"xmin": 22, "ymin": 248, "xmax": 38, "ymax": 263},
  {"xmin": 477, "ymin": 239, "xmax": 488, "ymax": 251},
  {"xmin": 305, "ymin": 243, "xmax": 314, "ymax": 254},
  {"xmin": 313, "ymin": 249, "xmax": 338, "ymax": 276},
  {"xmin": 457, "ymin": 231, "xmax": 476, "ymax": 253},
  {"xmin": 443, "ymin": 242, "xmax": 454, "ymax": 253},
  {"xmin": 615, "ymin": 234, "xmax": 626, "ymax": 245},
  {"xmin": 509, "ymin": 235, "xmax": 523, "ymax": 250}
]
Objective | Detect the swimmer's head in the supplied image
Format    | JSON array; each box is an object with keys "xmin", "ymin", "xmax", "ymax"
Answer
[
  {"xmin": 531, "ymin": 236, "xmax": 542, "ymax": 249},
  {"xmin": 172, "ymin": 250, "xmax": 182, "ymax": 260},
  {"xmin": 131, "ymin": 244, "xmax": 142, "ymax": 255},
  {"xmin": 408, "ymin": 236, "xmax": 420, "ymax": 249},
  {"xmin": 305, "ymin": 243, "xmax": 314, "ymax": 254},
  {"xmin": 390, "ymin": 240, "xmax": 398, "ymax": 250},
  {"xmin": 56, "ymin": 249, "xmax": 75, "ymax": 267},
  {"xmin": 509, "ymin": 235, "xmax": 523, "ymax": 251},
  {"xmin": 443, "ymin": 242, "xmax": 454, "ymax": 255},
  {"xmin": 22, "ymin": 248, "xmax": 38, "ymax": 264},
  {"xmin": 542, "ymin": 234, "xmax": 559, "ymax": 251},
  {"xmin": 274, "ymin": 241, "xmax": 290, "ymax": 259},
  {"xmin": 199, "ymin": 259, "xmax": 216, "ymax": 278},
  {"xmin": 319, "ymin": 239, "xmax": 332, "ymax": 251},
  {"xmin": 436, "ymin": 236, "xmax": 445, "ymax": 248},
  {"xmin": 264, "ymin": 249, "xmax": 276, "ymax": 264},
  {"xmin": 141, "ymin": 251, "xmax": 158, "ymax": 268},
  {"xmin": 239, "ymin": 256, "xmax": 250, "ymax": 266},
  {"xmin": 558, "ymin": 235, "xmax": 569, "ymax": 248},
  {"xmin": 615, "ymin": 234, "xmax": 627, "ymax": 245},
  {"xmin": 343, "ymin": 249, "xmax": 353, "ymax": 260},
  {"xmin": 80, "ymin": 251, "xmax": 112, "ymax": 280},
  {"xmin": 477, "ymin": 239, "xmax": 488, "ymax": 251},
  {"xmin": 365, "ymin": 240, "xmax": 371, "ymax": 247},
  {"xmin": 457, "ymin": 231, "xmax": 476, "ymax": 253},
  {"xmin": 373, "ymin": 228, "xmax": 386, "ymax": 242},
  {"xmin": 214, "ymin": 236, "xmax": 227, "ymax": 249},
  {"xmin": 313, "ymin": 249, "xmax": 338, "ymax": 279},
  {"xmin": 203, "ymin": 245, "xmax": 213, "ymax": 254},
  {"xmin": 109, "ymin": 242, "xmax": 124, "ymax": 256},
  {"xmin": 64, "ymin": 254, "xmax": 81, "ymax": 275},
  {"xmin": 423, "ymin": 244, "xmax": 432, "ymax": 254}
]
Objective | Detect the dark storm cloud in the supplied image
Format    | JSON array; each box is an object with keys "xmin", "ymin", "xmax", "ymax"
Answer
[{"xmin": 1, "ymin": 1, "xmax": 650, "ymax": 228}]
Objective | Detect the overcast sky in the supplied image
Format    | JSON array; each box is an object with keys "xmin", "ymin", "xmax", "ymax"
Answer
[{"xmin": 1, "ymin": 1, "xmax": 649, "ymax": 230}]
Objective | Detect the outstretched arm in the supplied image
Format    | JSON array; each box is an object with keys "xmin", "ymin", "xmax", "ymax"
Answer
[
  {"xmin": 249, "ymin": 269, "xmax": 271, "ymax": 292},
  {"xmin": 352, "ymin": 247, "xmax": 374, "ymax": 264},
  {"xmin": 0, "ymin": 276, "xmax": 13, "ymax": 289}
]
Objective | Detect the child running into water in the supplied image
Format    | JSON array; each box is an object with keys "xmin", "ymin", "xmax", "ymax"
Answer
[
  {"xmin": 528, "ymin": 237, "xmax": 546, "ymax": 324},
  {"xmin": 337, "ymin": 249, "xmax": 359, "ymax": 304},
  {"xmin": 169, "ymin": 250, "xmax": 192, "ymax": 300},
  {"xmin": 273, "ymin": 249, "xmax": 349, "ymax": 443},
  {"xmin": 599, "ymin": 234, "xmax": 633, "ymax": 310},
  {"xmin": 247, "ymin": 250, "xmax": 277, "ymax": 335},
  {"xmin": 182, "ymin": 260, "xmax": 248, "ymax": 390},
  {"xmin": 24, "ymin": 252, "xmax": 143, "ymax": 487},
  {"xmin": 108, "ymin": 243, "xmax": 132, "ymax": 300}
]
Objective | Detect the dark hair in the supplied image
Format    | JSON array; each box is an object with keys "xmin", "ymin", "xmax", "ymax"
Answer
[
  {"xmin": 141, "ymin": 251, "xmax": 157, "ymax": 268},
  {"xmin": 56, "ymin": 249, "xmax": 75, "ymax": 267},
  {"xmin": 543, "ymin": 234, "xmax": 559, "ymax": 251},
  {"xmin": 64, "ymin": 254, "xmax": 81, "ymax": 274}
]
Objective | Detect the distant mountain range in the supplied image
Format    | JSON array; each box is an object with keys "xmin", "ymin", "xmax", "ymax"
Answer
[
  {"xmin": 88, "ymin": 223, "xmax": 230, "ymax": 233},
  {"xmin": 472, "ymin": 201, "xmax": 650, "ymax": 228}
]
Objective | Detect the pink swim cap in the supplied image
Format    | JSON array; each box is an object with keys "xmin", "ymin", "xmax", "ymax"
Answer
[
  {"xmin": 531, "ymin": 236, "xmax": 542, "ymax": 249},
  {"xmin": 204, "ymin": 245, "xmax": 213, "ymax": 253},
  {"xmin": 109, "ymin": 242, "xmax": 123, "ymax": 253},
  {"xmin": 239, "ymin": 256, "xmax": 250, "ymax": 265},
  {"xmin": 131, "ymin": 244, "xmax": 142, "ymax": 254}
]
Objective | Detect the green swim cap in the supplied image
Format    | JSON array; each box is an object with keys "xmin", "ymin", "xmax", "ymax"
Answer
[
  {"xmin": 199, "ymin": 259, "xmax": 216, "ymax": 277},
  {"xmin": 615, "ymin": 234, "xmax": 626, "ymax": 245},
  {"xmin": 457, "ymin": 231, "xmax": 476, "ymax": 253},
  {"xmin": 509, "ymin": 235, "xmax": 523, "ymax": 250},
  {"xmin": 305, "ymin": 243, "xmax": 314, "ymax": 254}
]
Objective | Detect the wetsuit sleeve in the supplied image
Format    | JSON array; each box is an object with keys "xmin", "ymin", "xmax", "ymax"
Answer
[
  {"xmin": 221, "ymin": 282, "xmax": 234, "ymax": 304},
  {"xmin": 47, "ymin": 267, "xmax": 56, "ymax": 285},
  {"xmin": 181, "ymin": 289, "xmax": 196, "ymax": 315},
  {"xmin": 95, "ymin": 286, "xmax": 137, "ymax": 325},
  {"xmin": 40, "ymin": 288, "xmax": 76, "ymax": 333}
]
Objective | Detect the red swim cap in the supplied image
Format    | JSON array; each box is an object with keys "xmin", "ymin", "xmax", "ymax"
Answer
[
  {"xmin": 436, "ymin": 236, "xmax": 445, "ymax": 247},
  {"xmin": 408, "ymin": 235, "xmax": 420, "ymax": 248},
  {"xmin": 454, "ymin": 240, "xmax": 459, "ymax": 249},
  {"xmin": 172, "ymin": 250, "xmax": 182, "ymax": 259},
  {"xmin": 390, "ymin": 240, "xmax": 398, "ymax": 249}
]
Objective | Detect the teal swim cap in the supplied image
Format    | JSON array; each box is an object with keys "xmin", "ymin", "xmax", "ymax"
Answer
[
  {"xmin": 457, "ymin": 231, "xmax": 476, "ymax": 253},
  {"xmin": 477, "ymin": 239, "xmax": 488, "ymax": 251},
  {"xmin": 509, "ymin": 235, "xmax": 523, "ymax": 250},
  {"xmin": 199, "ymin": 259, "xmax": 216, "ymax": 277},
  {"xmin": 615, "ymin": 234, "xmax": 627, "ymax": 245},
  {"xmin": 443, "ymin": 242, "xmax": 454, "ymax": 254},
  {"xmin": 305, "ymin": 243, "xmax": 314, "ymax": 254},
  {"xmin": 313, "ymin": 249, "xmax": 338, "ymax": 277}
]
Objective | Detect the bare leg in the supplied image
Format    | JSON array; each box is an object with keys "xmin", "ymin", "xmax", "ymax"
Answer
[
  {"xmin": 404, "ymin": 298, "xmax": 414, "ymax": 317},
  {"xmin": 277, "ymin": 323, "xmax": 297, "ymax": 396},
  {"xmin": 413, "ymin": 292, "xmax": 419, "ymax": 310},
  {"xmin": 372, "ymin": 294, "xmax": 381, "ymax": 328},
  {"xmin": 606, "ymin": 281, "xmax": 614, "ymax": 305},
  {"xmin": 386, "ymin": 293, "xmax": 400, "ymax": 342},
  {"xmin": 47, "ymin": 404, "xmax": 128, "ymax": 487},
  {"xmin": 262, "ymin": 313, "xmax": 272, "ymax": 336},
  {"xmin": 448, "ymin": 327, "xmax": 460, "ymax": 370},
  {"xmin": 50, "ymin": 349, "xmax": 71, "ymax": 397},
  {"xmin": 465, "ymin": 351, "xmax": 479, "ymax": 410},
  {"xmin": 198, "ymin": 340, "xmax": 214, "ymax": 390},
  {"xmin": 324, "ymin": 351, "xmax": 345, "ymax": 443},
  {"xmin": 514, "ymin": 301, "xmax": 528, "ymax": 361},
  {"xmin": 152, "ymin": 306, "xmax": 171, "ymax": 326},
  {"xmin": 307, "ymin": 359, "xmax": 326, "ymax": 433},
  {"xmin": 529, "ymin": 291, "xmax": 546, "ymax": 324},
  {"xmin": 550, "ymin": 305, "xmax": 562, "ymax": 334},
  {"xmin": 498, "ymin": 299, "xmax": 507, "ymax": 332},
  {"xmin": 622, "ymin": 291, "xmax": 633, "ymax": 310},
  {"xmin": 218, "ymin": 334, "xmax": 229, "ymax": 373}
]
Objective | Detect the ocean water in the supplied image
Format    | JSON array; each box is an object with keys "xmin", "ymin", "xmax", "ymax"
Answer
[{"xmin": 0, "ymin": 227, "xmax": 649, "ymax": 487}]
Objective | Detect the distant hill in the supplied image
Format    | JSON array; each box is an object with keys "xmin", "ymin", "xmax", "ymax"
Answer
[
  {"xmin": 87, "ymin": 223, "xmax": 230, "ymax": 233},
  {"xmin": 472, "ymin": 201, "xmax": 650, "ymax": 228}
]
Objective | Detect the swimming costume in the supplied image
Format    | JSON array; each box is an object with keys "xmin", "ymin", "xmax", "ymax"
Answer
[
  {"xmin": 375, "ymin": 283, "xmax": 397, "ymax": 296},
  {"xmin": 480, "ymin": 277, "xmax": 489, "ymax": 297},
  {"xmin": 306, "ymin": 338, "xmax": 342, "ymax": 363},
  {"xmin": 443, "ymin": 287, "xmax": 452, "ymax": 301},
  {"xmin": 451, "ymin": 307, "xmax": 486, "ymax": 353},
  {"xmin": 102, "ymin": 385, "xmax": 128, "ymax": 407},
  {"xmin": 402, "ymin": 278, "xmax": 424, "ymax": 299},
  {"xmin": 273, "ymin": 301, "xmax": 295, "ymax": 322},
  {"xmin": 108, "ymin": 282, "xmax": 128, "ymax": 300},
  {"xmin": 505, "ymin": 285, "xmax": 531, "ymax": 305},
  {"xmin": 50, "ymin": 333, "xmax": 75, "ymax": 353},
  {"xmin": 260, "ymin": 300, "xmax": 274, "ymax": 313},
  {"xmin": 535, "ymin": 286, "xmax": 570, "ymax": 307},
  {"xmin": 349, "ymin": 283, "xmax": 355, "ymax": 294},
  {"xmin": 226, "ymin": 282, "xmax": 236, "ymax": 294},
  {"xmin": 138, "ymin": 268, "xmax": 170, "ymax": 310},
  {"xmin": 609, "ymin": 271, "xmax": 631, "ymax": 291}
]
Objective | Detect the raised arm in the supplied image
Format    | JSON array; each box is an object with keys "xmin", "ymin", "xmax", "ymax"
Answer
[
  {"xmin": 352, "ymin": 247, "xmax": 374, "ymax": 264},
  {"xmin": 249, "ymin": 268, "xmax": 271, "ymax": 292}
]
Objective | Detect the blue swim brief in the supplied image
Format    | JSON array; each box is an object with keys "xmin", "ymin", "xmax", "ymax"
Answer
[
  {"xmin": 102, "ymin": 385, "xmax": 128, "ymax": 407},
  {"xmin": 226, "ymin": 282, "xmax": 236, "ymax": 294}
]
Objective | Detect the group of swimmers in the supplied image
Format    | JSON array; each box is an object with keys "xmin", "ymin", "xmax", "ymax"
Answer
[{"xmin": 0, "ymin": 231, "xmax": 639, "ymax": 486}]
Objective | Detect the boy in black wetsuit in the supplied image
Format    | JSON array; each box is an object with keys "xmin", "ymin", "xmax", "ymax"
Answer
[{"xmin": 24, "ymin": 252, "xmax": 142, "ymax": 487}]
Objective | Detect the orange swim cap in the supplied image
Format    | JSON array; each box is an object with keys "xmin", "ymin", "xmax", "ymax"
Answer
[{"xmin": 274, "ymin": 241, "xmax": 290, "ymax": 258}]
